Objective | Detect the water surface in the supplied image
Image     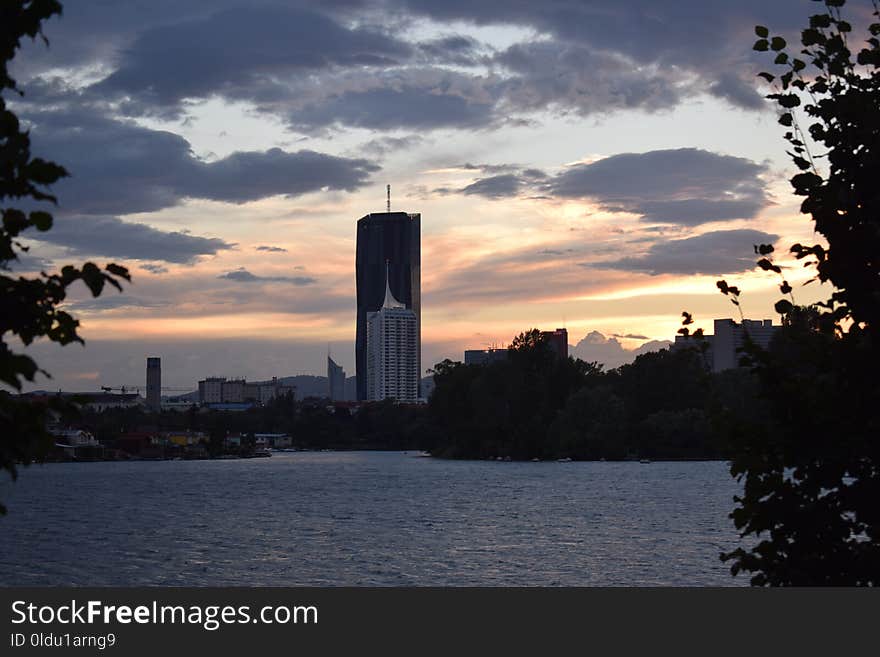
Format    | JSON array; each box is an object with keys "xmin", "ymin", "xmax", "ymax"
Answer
[{"xmin": 0, "ymin": 452, "xmax": 745, "ymax": 586}]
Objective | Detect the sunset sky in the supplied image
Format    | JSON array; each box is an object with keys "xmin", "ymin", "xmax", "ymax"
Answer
[{"xmin": 9, "ymin": 0, "xmax": 847, "ymax": 391}]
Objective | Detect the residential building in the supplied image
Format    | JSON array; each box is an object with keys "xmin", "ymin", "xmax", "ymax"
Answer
[
  {"xmin": 366, "ymin": 269, "xmax": 420, "ymax": 402},
  {"xmin": 464, "ymin": 348, "xmax": 510, "ymax": 365},
  {"xmin": 198, "ymin": 377, "xmax": 225, "ymax": 404},
  {"xmin": 712, "ymin": 318, "xmax": 779, "ymax": 372},
  {"xmin": 464, "ymin": 328, "xmax": 568, "ymax": 365},
  {"xmin": 673, "ymin": 318, "xmax": 780, "ymax": 372},
  {"xmin": 542, "ymin": 328, "xmax": 569, "ymax": 359},
  {"xmin": 198, "ymin": 376, "xmax": 294, "ymax": 406}
]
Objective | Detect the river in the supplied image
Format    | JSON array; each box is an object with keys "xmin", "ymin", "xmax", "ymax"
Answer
[{"xmin": 0, "ymin": 451, "xmax": 746, "ymax": 586}]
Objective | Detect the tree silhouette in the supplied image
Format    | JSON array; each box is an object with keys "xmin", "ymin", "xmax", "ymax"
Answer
[
  {"xmin": 1, "ymin": 1, "xmax": 129, "ymax": 513},
  {"xmin": 717, "ymin": 0, "xmax": 879, "ymax": 585}
]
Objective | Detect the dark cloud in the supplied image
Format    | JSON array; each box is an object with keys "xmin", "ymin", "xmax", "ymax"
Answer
[
  {"xmin": 612, "ymin": 333, "xmax": 651, "ymax": 340},
  {"xmin": 14, "ymin": 0, "xmax": 812, "ymax": 137},
  {"xmin": 597, "ymin": 229, "xmax": 779, "ymax": 276},
  {"xmin": 31, "ymin": 215, "xmax": 235, "ymax": 264},
  {"xmin": 140, "ymin": 263, "xmax": 169, "ymax": 274},
  {"xmin": 417, "ymin": 35, "xmax": 484, "ymax": 66},
  {"xmin": 94, "ymin": 6, "xmax": 412, "ymax": 112},
  {"xmin": 4, "ymin": 253, "xmax": 54, "ymax": 272},
  {"xmin": 495, "ymin": 41, "xmax": 684, "ymax": 116},
  {"xmin": 359, "ymin": 135, "xmax": 426, "ymax": 156},
  {"xmin": 550, "ymin": 148, "xmax": 769, "ymax": 225},
  {"xmin": 461, "ymin": 174, "xmax": 522, "ymax": 199},
  {"xmin": 708, "ymin": 72, "xmax": 766, "ymax": 110},
  {"xmin": 218, "ymin": 268, "xmax": 316, "ymax": 286},
  {"xmin": 255, "ymin": 246, "xmax": 288, "ymax": 253},
  {"xmin": 66, "ymin": 295, "xmax": 169, "ymax": 312},
  {"xmin": 288, "ymin": 85, "xmax": 495, "ymax": 131},
  {"xmin": 26, "ymin": 110, "xmax": 379, "ymax": 215},
  {"xmin": 459, "ymin": 162, "xmax": 518, "ymax": 174},
  {"xmin": 433, "ymin": 163, "xmax": 548, "ymax": 199},
  {"xmin": 400, "ymin": 0, "xmax": 803, "ymax": 70}
]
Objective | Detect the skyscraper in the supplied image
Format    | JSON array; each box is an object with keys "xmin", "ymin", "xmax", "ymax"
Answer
[
  {"xmin": 146, "ymin": 357, "xmax": 161, "ymax": 411},
  {"xmin": 366, "ymin": 269, "xmax": 419, "ymax": 402},
  {"xmin": 355, "ymin": 210, "xmax": 420, "ymax": 401},
  {"xmin": 327, "ymin": 355, "xmax": 346, "ymax": 401}
]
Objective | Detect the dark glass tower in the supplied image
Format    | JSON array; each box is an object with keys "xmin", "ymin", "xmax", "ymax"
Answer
[{"xmin": 355, "ymin": 211, "xmax": 420, "ymax": 401}]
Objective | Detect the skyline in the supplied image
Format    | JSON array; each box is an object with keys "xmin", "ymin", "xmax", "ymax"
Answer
[{"xmin": 7, "ymin": 0, "xmax": 842, "ymax": 391}]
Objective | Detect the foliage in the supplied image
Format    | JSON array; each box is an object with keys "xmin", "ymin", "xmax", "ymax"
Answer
[
  {"xmin": 66, "ymin": 394, "xmax": 429, "ymax": 454},
  {"xmin": 428, "ymin": 330, "xmax": 728, "ymax": 461},
  {"xmin": 1, "ymin": 1, "xmax": 129, "ymax": 513},
  {"xmin": 715, "ymin": 0, "xmax": 880, "ymax": 584}
]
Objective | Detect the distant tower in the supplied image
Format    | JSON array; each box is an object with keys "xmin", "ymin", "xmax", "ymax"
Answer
[
  {"xmin": 327, "ymin": 352, "xmax": 346, "ymax": 401},
  {"xmin": 365, "ymin": 264, "xmax": 419, "ymax": 402},
  {"xmin": 355, "ymin": 200, "xmax": 420, "ymax": 401},
  {"xmin": 146, "ymin": 357, "xmax": 161, "ymax": 411}
]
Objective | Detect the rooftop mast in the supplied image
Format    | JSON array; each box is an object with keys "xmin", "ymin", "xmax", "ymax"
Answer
[{"xmin": 386, "ymin": 184, "xmax": 391, "ymax": 213}]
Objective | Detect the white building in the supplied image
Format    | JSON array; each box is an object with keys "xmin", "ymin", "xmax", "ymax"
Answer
[
  {"xmin": 673, "ymin": 318, "xmax": 780, "ymax": 372},
  {"xmin": 198, "ymin": 376, "xmax": 294, "ymax": 405},
  {"xmin": 199, "ymin": 377, "xmax": 225, "ymax": 404},
  {"xmin": 52, "ymin": 428, "xmax": 99, "ymax": 447},
  {"xmin": 366, "ymin": 269, "xmax": 419, "ymax": 402},
  {"xmin": 712, "ymin": 318, "xmax": 779, "ymax": 372}
]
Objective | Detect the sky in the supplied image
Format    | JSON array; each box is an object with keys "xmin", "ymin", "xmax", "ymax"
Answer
[{"xmin": 6, "ymin": 0, "xmax": 843, "ymax": 392}]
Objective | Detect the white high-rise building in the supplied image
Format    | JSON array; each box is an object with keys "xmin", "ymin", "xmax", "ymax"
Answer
[
  {"xmin": 711, "ymin": 318, "xmax": 779, "ymax": 372},
  {"xmin": 366, "ymin": 266, "xmax": 419, "ymax": 402}
]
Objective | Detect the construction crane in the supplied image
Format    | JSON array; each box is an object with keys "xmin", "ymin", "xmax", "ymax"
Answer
[
  {"xmin": 102, "ymin": 385, "xmax": 193, "ymax": 395},
  {"xmin": 120, "ymin": 385, "xmax": 193, "ymax": 392},
  {"xmin": 101, "ymin": 385, "xmax": 138, "ymax": 395}
]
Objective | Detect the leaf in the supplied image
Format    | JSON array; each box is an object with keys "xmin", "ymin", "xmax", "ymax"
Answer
[
  {"xmin": 757, "ymin": 72, "xmax": 775, "ymax": 83},
  {"xmin": 24, "ymin": 158, "xmax": 68, "ymax": 185},
  {"xmin": 809, "ymin": 14, "xmax": 832, "ymax": 29},
  {"xmin": 801, "ymin": 28, "xmax": 825, "ymax": 47},
  {"xmin": 791, "ymin": 172, "xmax": 823, "ymax": 193},
  {"xmin": 755, "ymin": 25, "xmax": 769, "ymax": 38},
  {"xmin": 771, "ymin": 36, "xmax": 787, "ymax": 51},
  {"xmin": 757, "ymin": 258, "xmax": 782, "ymax": 274},
  {"xmin": 774, "ymin": 299, "xmax": 794, "ymax": 315},
  {"xmin": 779, "ymin": 113, "xmax": 793, "ymax": 126},
  {"xmin": 754, "ymin": 39, "xmax": 769, "ymax": 51},
  {"xmin": 775, "ymin": 52, "xmax": 789, "ymax": 65},
  {"xmin": 778, "ymin": 94, "xmax": 800, "ymax": 111},
  {"xmin": 30, "ymin": 211, "xmax": 53, "ymax": 231},
  {"xmin": 81, "ymin": 262, "xmax": 105, "ymax": 297},
  {"xmin": 105, "ymin": 263, "xmax": 131, "ymax": 281},
  {"xmin": 757, "ymin": 244, "xmax": 775, "ymax": 256}
]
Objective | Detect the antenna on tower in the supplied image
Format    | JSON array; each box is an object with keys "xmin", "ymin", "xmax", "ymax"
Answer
[{"xmin": 386, "ymin": 184, "xmax": 391, "ymax": 213}]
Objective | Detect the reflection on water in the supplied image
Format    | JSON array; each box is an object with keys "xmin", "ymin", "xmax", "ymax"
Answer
[{"xmin": 0, "ymin": 452, "xmax": 745, "ymax": 586}]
